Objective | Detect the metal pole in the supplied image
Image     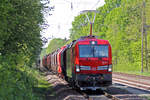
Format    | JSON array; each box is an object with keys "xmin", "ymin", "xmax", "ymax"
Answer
[
  {"xmin": 141, "ymin": 0, "xmax": 145, "ymax": 72},
  {"xmin": 143, "ymin": 1, "xmax": 148, "ymax": 71},
  {"xmin": 90, "ymin": 22, "xmax": 92, "ymax": 36}
]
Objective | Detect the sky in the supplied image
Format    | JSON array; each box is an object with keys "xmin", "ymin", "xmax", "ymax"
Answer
[{"xmin": 41, "ymin": 0, "xmax": 105, "ymax": 47}]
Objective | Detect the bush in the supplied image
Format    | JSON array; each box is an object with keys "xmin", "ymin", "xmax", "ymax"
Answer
[{"xmin": 0, "ymin": 62, "xmax": 43, "ymax": 100}]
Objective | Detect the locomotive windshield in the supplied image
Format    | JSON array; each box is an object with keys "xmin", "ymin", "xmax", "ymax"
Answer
[{"xmin": 79, "ymin": 45, "xmax": 108, "ymax": 58}]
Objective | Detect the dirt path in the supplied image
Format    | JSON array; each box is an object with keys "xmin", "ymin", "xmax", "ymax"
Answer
[{"xmin": 44, "ymin": 72, "xmax": 86, "ymax": 100}]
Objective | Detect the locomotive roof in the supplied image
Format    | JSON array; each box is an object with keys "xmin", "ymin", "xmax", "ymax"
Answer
[
  {"xmin": 77, "ymin": 38, "xmax": 109, "ymax": 42},
  {"xmin": 75, "ymin": 35, "xmax": 109, "ymax": 44}
]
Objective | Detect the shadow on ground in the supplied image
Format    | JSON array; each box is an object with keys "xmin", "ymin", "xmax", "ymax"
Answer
[{"xmin": 45, "ymin": 84, "xmax": 81, "ymax": 100}]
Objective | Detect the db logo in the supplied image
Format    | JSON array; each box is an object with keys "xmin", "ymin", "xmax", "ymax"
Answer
[{"xmin": 91, "ymin": 67, "xmax": 96, "ymax": 71}]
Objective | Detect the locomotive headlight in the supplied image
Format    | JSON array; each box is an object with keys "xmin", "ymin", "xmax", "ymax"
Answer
[
  {"xmin": 76, "ymin": 65, "xmax": 80, "ymax": 72},
  {"xmin": 108, "ymin": 64, "xmax": 112, "ymax": 72},
  {"xmin": 91, "ymin": 41, "xmax": 95, "ymax": 45}
]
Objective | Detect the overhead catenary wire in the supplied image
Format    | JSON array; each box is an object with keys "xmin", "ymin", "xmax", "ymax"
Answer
[{"xmin": 47, "ymin": 0, "xmax": 104, "ymax": 40}]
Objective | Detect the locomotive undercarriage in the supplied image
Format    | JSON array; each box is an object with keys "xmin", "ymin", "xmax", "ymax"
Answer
[{"xmin": 75, "ymin": 74, "xmax": 112, "ymax": 90}]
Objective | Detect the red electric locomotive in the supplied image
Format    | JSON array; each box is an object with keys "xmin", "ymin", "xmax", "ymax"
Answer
[
  {"xmin": 42, "ymin": 36, "xmax": 112, "ymax": 91},
  {"xmin": 62, "ymin": 36, "xmax": 112, "ymax": 90}
]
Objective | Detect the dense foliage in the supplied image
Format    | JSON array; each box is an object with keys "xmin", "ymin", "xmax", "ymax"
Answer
[
  {"xmin": 40, "ymin": 48, "xmax": 47, "ymax": 60},
  {"xmin": 46, "ymin": 38, "xmax": 67, "ymax": 54},
  {"xmin": 0, "ymin": 0, "xmax": 49, "ymax": 99},
  {"xmin": 70, "ymin": 0, "xmax": 150, "ymax": 73},
  {"xmin": 0, "ymin": 0, "xmax": 44, "ymax": 64}
]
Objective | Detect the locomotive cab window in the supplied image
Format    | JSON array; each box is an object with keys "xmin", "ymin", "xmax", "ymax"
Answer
[
  {"xmin": 94, "ymin": 45, "xmax": 108, "ymax": 57},
  {"xmin": 79, "ymin": 45, "xmax": 108, "ymax": 58}
]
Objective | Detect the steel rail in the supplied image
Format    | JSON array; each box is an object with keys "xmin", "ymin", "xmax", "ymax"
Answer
[{"xmin": 113, "ymin": 78, "xmax": 150, "ymax": 92}]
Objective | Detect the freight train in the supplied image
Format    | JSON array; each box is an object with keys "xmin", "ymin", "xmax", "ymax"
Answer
[{"xmin": 42, "ymin": 35, "xmax": 112, "ymax": 90}]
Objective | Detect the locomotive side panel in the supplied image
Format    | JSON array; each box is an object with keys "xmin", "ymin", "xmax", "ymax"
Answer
[
  {"xmin": 71, "ymin": 47, "xmax": 76, "ymax": 81},
  {"xmin": 66, "ymin": 48, "xmax": 72, "ymax": 78}
]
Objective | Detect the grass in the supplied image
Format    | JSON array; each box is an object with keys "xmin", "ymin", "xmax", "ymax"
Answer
[
  {"xmin": 33, "ymin": 75, "xmax": 52, "ymax": 95},
  {"xmin": 0, "ymin": 63, "xmax": 52, "ymax": 100},
  {"xmin": 113, "ymin": 64, "xmax": 150, "ymax": 77},
  {"xmin": 114, "ymin": 70, "xmax": 150, "ymax": 76}
]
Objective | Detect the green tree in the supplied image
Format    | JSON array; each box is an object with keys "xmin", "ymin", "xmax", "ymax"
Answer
[
  {"xmin": 69, "ymin": 0, "xmax": 150, "ymax": 73},
  {"xmin": 0, "ymin": 0, "xmax": 51, "ymax": 99},
  {"xmin": 46, "ymin": 38, "xmax": 67, "ymax": 54}
]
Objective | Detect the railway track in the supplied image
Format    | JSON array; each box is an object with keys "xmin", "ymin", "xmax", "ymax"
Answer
[
  {"xmin": 67, "ymin": 73, "xmax": 150, "ymax": 100},
  {"xmin": 112, "ymin": 72, "xmax": 150, "ymax": 100},
  {"xmin": 113, "ymin": 72, "xmax": 150, "ymax": 92},
  {"xmin": 65, "ymin": 89, "xmax": 148, "ymax": 100},
  {"xmin": 44, "ymin": 70, "xmax": 149, "ymax": 100},
  {"xmin": 64, "ymin": 89, "xmax": 119, "ymax": 100},
  {"xmin": 45, "ymin": 71, "xmax": 116, "ymax": 100}
]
